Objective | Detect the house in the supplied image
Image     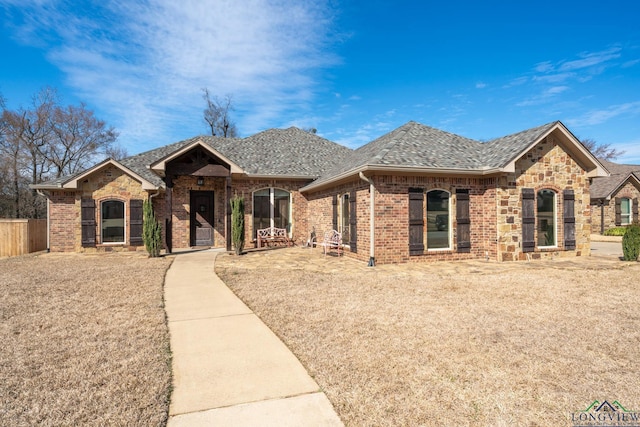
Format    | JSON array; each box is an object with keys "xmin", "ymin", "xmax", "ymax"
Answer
[
  {"xmin": 33, "ymin": 120, "xmax": 608, "ymax": 264},
  {"xmin": 589, "ymin": 160, "xmax": 640, "ymax": 233}
]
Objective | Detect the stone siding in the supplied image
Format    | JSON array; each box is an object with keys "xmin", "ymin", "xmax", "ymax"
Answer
[
  {"xmin": 593, "ymin": 180, "xmax": 640, "ymax": 232},
  {"xmin": 496, "ymin": 135, "xmax": 591, "ymax": 261}
]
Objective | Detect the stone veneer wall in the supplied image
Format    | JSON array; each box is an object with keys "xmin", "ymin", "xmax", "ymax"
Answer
[
  {"xmin": 496, "ymin": 134, "xmax": 591, "ymax": 261},
  {"xmin": 48, "ymin": 164, "xmax": 149, "ymax": 252},
  {"xmin": 593, "ymin": 181, "xmax": 640, "ymax": 232}
]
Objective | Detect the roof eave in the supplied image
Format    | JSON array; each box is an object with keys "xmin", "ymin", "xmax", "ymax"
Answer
[
  {"xmin": 242, "ymin": 173, "xmax": 317, "ymax": 181},
  {"xmin": 604, "ymin": 173, "xmax": 640, "ymax": 199},
  {"xmin": 301, "ymin": 164, "xmax": 506, "ymax": 193},
  {"xmin": 500, "ymin": 122, "xmax": 609, "ymax": 178},
  {"xmin": 35, "ymin": 159, "xmax": 161, "ymax": 191}
]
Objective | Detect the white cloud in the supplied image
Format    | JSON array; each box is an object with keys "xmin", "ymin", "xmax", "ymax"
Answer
[
  {"xmin": 475, "ymin": 82, "xmax": 487, "ymax": 89},
  {"xmin": 558, "ymin": 47, "xmax": 622, "ymax": 72},
  {"xmin": 617, "ymin": 139, "xmax": 640, "ymax": 164},
  {"xmin": 567, "ymin": 101, "xmax": 640, "ymax": 126},
  {"xmin": 2, "ymin": 0, "xmax": 338, "ymax": 151}
]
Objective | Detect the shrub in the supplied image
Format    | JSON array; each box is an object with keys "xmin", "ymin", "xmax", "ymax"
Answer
[
  {"xmin": 143, "ymin": 199, "xmax": 162, "ymax": 257},
  {"xmin": 230, "ymin": 195, "xmax": 244, "ymax": 255},
  {"xmin": 622, "ymin": 224, "xmax": 640, "ymax": 261},
  {"xmin": 604, "ymin": 227, "xmax": 627, "ymax": 236}
]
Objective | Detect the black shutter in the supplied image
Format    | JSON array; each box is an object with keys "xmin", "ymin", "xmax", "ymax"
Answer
[
  {"xmin": 563, "ymin": 190, "xmax": 576, "ymax": 250},
  {"xmin": 81, "ymin": 198, "xmax": 96, "ymax": 247},
  {"xmin": 456, "ymin": 189, "xmax": 471, "ymax": 252},
  {"xmin": 522, "ymin": 189, "xmax": 535, "ymax": 253},
  {"xmin": 633, "ymin": 198, "xmax": 639, "ymax": 224},
  {"xmin": 409, "ymin": 188, "xmax": 424, "ymax": 255},
  {"xmin": 349, "ymin": 190, "xmax": 357, "ymax": 253},
  {"xmin": 130, "ymin": 199, "xmax": 144, "ymax": 246},
  {"xmin": 332, "ymin": 195, "xmax": 338, "ymax": 230},
  {"xmin": 615, "ymin": 198, "xmax": 621, "ymax": 226}
]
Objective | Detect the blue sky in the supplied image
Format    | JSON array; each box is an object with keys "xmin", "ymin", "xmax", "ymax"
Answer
[{"xmin": 1, "ymin": 0, "xmax": 640, "ymax": 163}]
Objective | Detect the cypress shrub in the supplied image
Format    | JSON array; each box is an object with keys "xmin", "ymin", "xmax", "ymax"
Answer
[
  {"xmin": 143, "ymin": 199, "xmax": 162, "ymax": 257},
  {"xmin": 231, "ymin": 195, "xmax": 245, "ymax": 255},
  {"xmin": 622, "ymin": 224, "xmax": 640, "ymax": 261}
]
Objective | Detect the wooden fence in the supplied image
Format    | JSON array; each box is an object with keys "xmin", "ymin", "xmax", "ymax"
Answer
[{"xmin": 0, "ymin": 219, "xmax": 47, "ymax": 257}]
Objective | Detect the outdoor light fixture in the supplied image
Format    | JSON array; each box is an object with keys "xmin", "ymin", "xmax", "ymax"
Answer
[{"xmin": 197, "ymin": 177, "xmax": 204, "ymax": 186}]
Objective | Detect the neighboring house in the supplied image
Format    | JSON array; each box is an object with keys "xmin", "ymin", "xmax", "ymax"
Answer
[
  {"xmin": 33, "ymin": 120, "xmax": 607, "ymax": 264},
  {"xmin": 590, "ymin": 160, "xmax": 640, "ymax": 233}
]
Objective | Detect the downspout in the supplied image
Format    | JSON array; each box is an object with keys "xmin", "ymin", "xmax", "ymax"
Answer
[
  {"xmin": 36, "ymin": 190, "xmax": 50, "ymax": 252},
  {"xmin": 359, "ymin": 172, "xmax": 375, "ymax": 267}
]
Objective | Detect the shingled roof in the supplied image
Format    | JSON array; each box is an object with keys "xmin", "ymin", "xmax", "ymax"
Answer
[
  {"xmin": 33, "ymin": 120, "xmax": 607, "ymax": 193},
  {"xmin": 33, "ymin": 127, "xmax": 352, "ymax": 190},
  {"xmin": 590, "ymin": 160, "xmax": 640, "ymax": 200},
  {"xmin": 302, "ymin": 120, "xmax": 602, "ymax": 191}
]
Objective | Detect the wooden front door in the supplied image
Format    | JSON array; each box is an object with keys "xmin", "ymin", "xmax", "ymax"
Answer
[{"xmin": 190, "ymin": 191, "xmax": 214, "ymax": 246}]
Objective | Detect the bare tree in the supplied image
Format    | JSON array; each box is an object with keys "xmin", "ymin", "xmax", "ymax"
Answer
[
  {"xmin": 105, "ymin": 143, "xmax": 129, "ymax": 160},
  {"xmin": 0, "ymin": 87, "xmax": 119, "ymax": 217},
  {"xmin": 202, "ymin": 88, "xmax": 238, "ymax": 137},
  {"xmin": 582, "ymin": 138, "xmax": 625, "ymax": 161},
  {"xmin": 49, "ymin": 103, "xmax": 118, "ymax": 177}
]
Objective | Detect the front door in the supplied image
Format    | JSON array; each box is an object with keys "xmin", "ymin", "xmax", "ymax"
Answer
[{"xmin": 190, "ymin": 191, "xmax": 214, "ymax": 246}]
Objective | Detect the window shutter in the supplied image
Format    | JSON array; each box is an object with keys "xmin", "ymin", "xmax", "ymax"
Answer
[
  {"xmin": 633, "ymin": 198, "xmax": 639, "ymax": 224},
  {"xmin": 522, "ymin": 189, "xmax": 535, "ymax": 253},
  {"xmin": 349, "ymin": 190, "xmax": 357, "ymax": 253},
  {"xmin": 81, "ymin": 198, "xmax": 96, "ymax": 247},
  {"xmin": 563, "ymin": 190, "xmax": 576, "ymax": 250},
  {"xmin": 130, "ymin": 199, "xmax": 144, "ymax": 246},
  {"xmin": 332, "ymin": 195, "xmax": 338, "ymax": 230},
  {"xmin": 408, "ymin": 188, "xmax": 424, "ymax": 255},
  {"xmin": 456, "ymin": 189, "xmax": 471, "ymax": 252},
  {"xmin": 615, "ymin": 198, "xmax": 621, "ymax": 226}
]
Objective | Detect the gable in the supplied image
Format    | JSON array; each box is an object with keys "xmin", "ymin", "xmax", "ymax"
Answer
[
  {"xmin": 32, "ymin": 159, "xmax": 158, "ymax": 191},
  {"xmin": 489, "ymin": 123, "xmax": 608, "ymax": 178}
]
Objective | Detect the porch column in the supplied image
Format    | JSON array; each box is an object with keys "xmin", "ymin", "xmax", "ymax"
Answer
[{"xmin": 226, "ymin": 176, "xmax": 232, "ymax": 251}]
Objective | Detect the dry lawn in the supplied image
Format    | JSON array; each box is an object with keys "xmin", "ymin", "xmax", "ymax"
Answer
[
  {"xmin": 216, "ymin": 249, "xmax": 640, "ymax": 426},
  {"xmin": 0, "ymin": 252, "xmax": 173, "ymax": 426}
]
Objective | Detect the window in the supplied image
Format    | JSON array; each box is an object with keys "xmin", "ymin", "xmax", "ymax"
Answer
[
  {"xmin": 101, "ymin": 200, "xmax": 125, "ymax": 243},
  {"xmin": 537, "ymin": 189, "xmax": 556, "ymax": 247},
  {"xmin": 427, "ymin": 190, "xmax": 450, "ymax": 249},
  {"xmin": 253, "ymin": 188, "xmax": 291, "ymax": 237},
  {"xmin": 621, "ymin": 198, "xmax": 631, "ymax": 225},
  {"xmin": 339, "ymin": 193, "xmax": 350, "ymax": 244}
]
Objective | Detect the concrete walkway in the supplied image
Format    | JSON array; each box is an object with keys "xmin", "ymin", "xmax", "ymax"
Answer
[{"xmin": 164, "ymin": 249, "xmax": 343, "ymax": 426}]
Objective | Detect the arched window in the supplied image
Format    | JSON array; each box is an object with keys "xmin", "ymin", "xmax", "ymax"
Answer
[
  {"xmin": 427, "ymin": 189, "xmax": 450, "ymax": 249},
  {"xmin": 537, "ymin": 189, "xmax": 556, "ymax": 247},
  {"xmin": 621, "ymin": 198, "xmax": 631, "ymax": 225},
  {"xmin": 101, "ymin": 200, "xmax": 125, "ymax": 243},
  {"xmin": 253, "ymin": 188, "xmax": 291, "ymax": 236}
]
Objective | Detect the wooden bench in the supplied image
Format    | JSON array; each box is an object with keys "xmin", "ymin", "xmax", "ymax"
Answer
[
  {"xmin": 318, "ymin": 229, "xmax": 342, "ymax": 256},
  {"xmin": 256, "ymin": 227, "xmax": 292, "ymax": 248}
]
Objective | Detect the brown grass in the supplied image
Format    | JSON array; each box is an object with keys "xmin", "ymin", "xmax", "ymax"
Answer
[
  {"xmin": 216, "ymin": 249, "xmax": 640, "ymax": 426},
  {"xmin": 0, "ymin": 252, "xmax": 173, "ymax": 426}
]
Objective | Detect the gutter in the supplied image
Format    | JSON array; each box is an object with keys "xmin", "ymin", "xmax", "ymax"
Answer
[
  {"xmin": 359, "ymin": 172, "xmax": 375, "ymax": 267},
  {"xmin": 302, "ymin": 164, "xmax": 505, "ymax": 193},
  {"xmin": 36, "ymin": 190, "xmax": 50, "ymax": 252}
]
